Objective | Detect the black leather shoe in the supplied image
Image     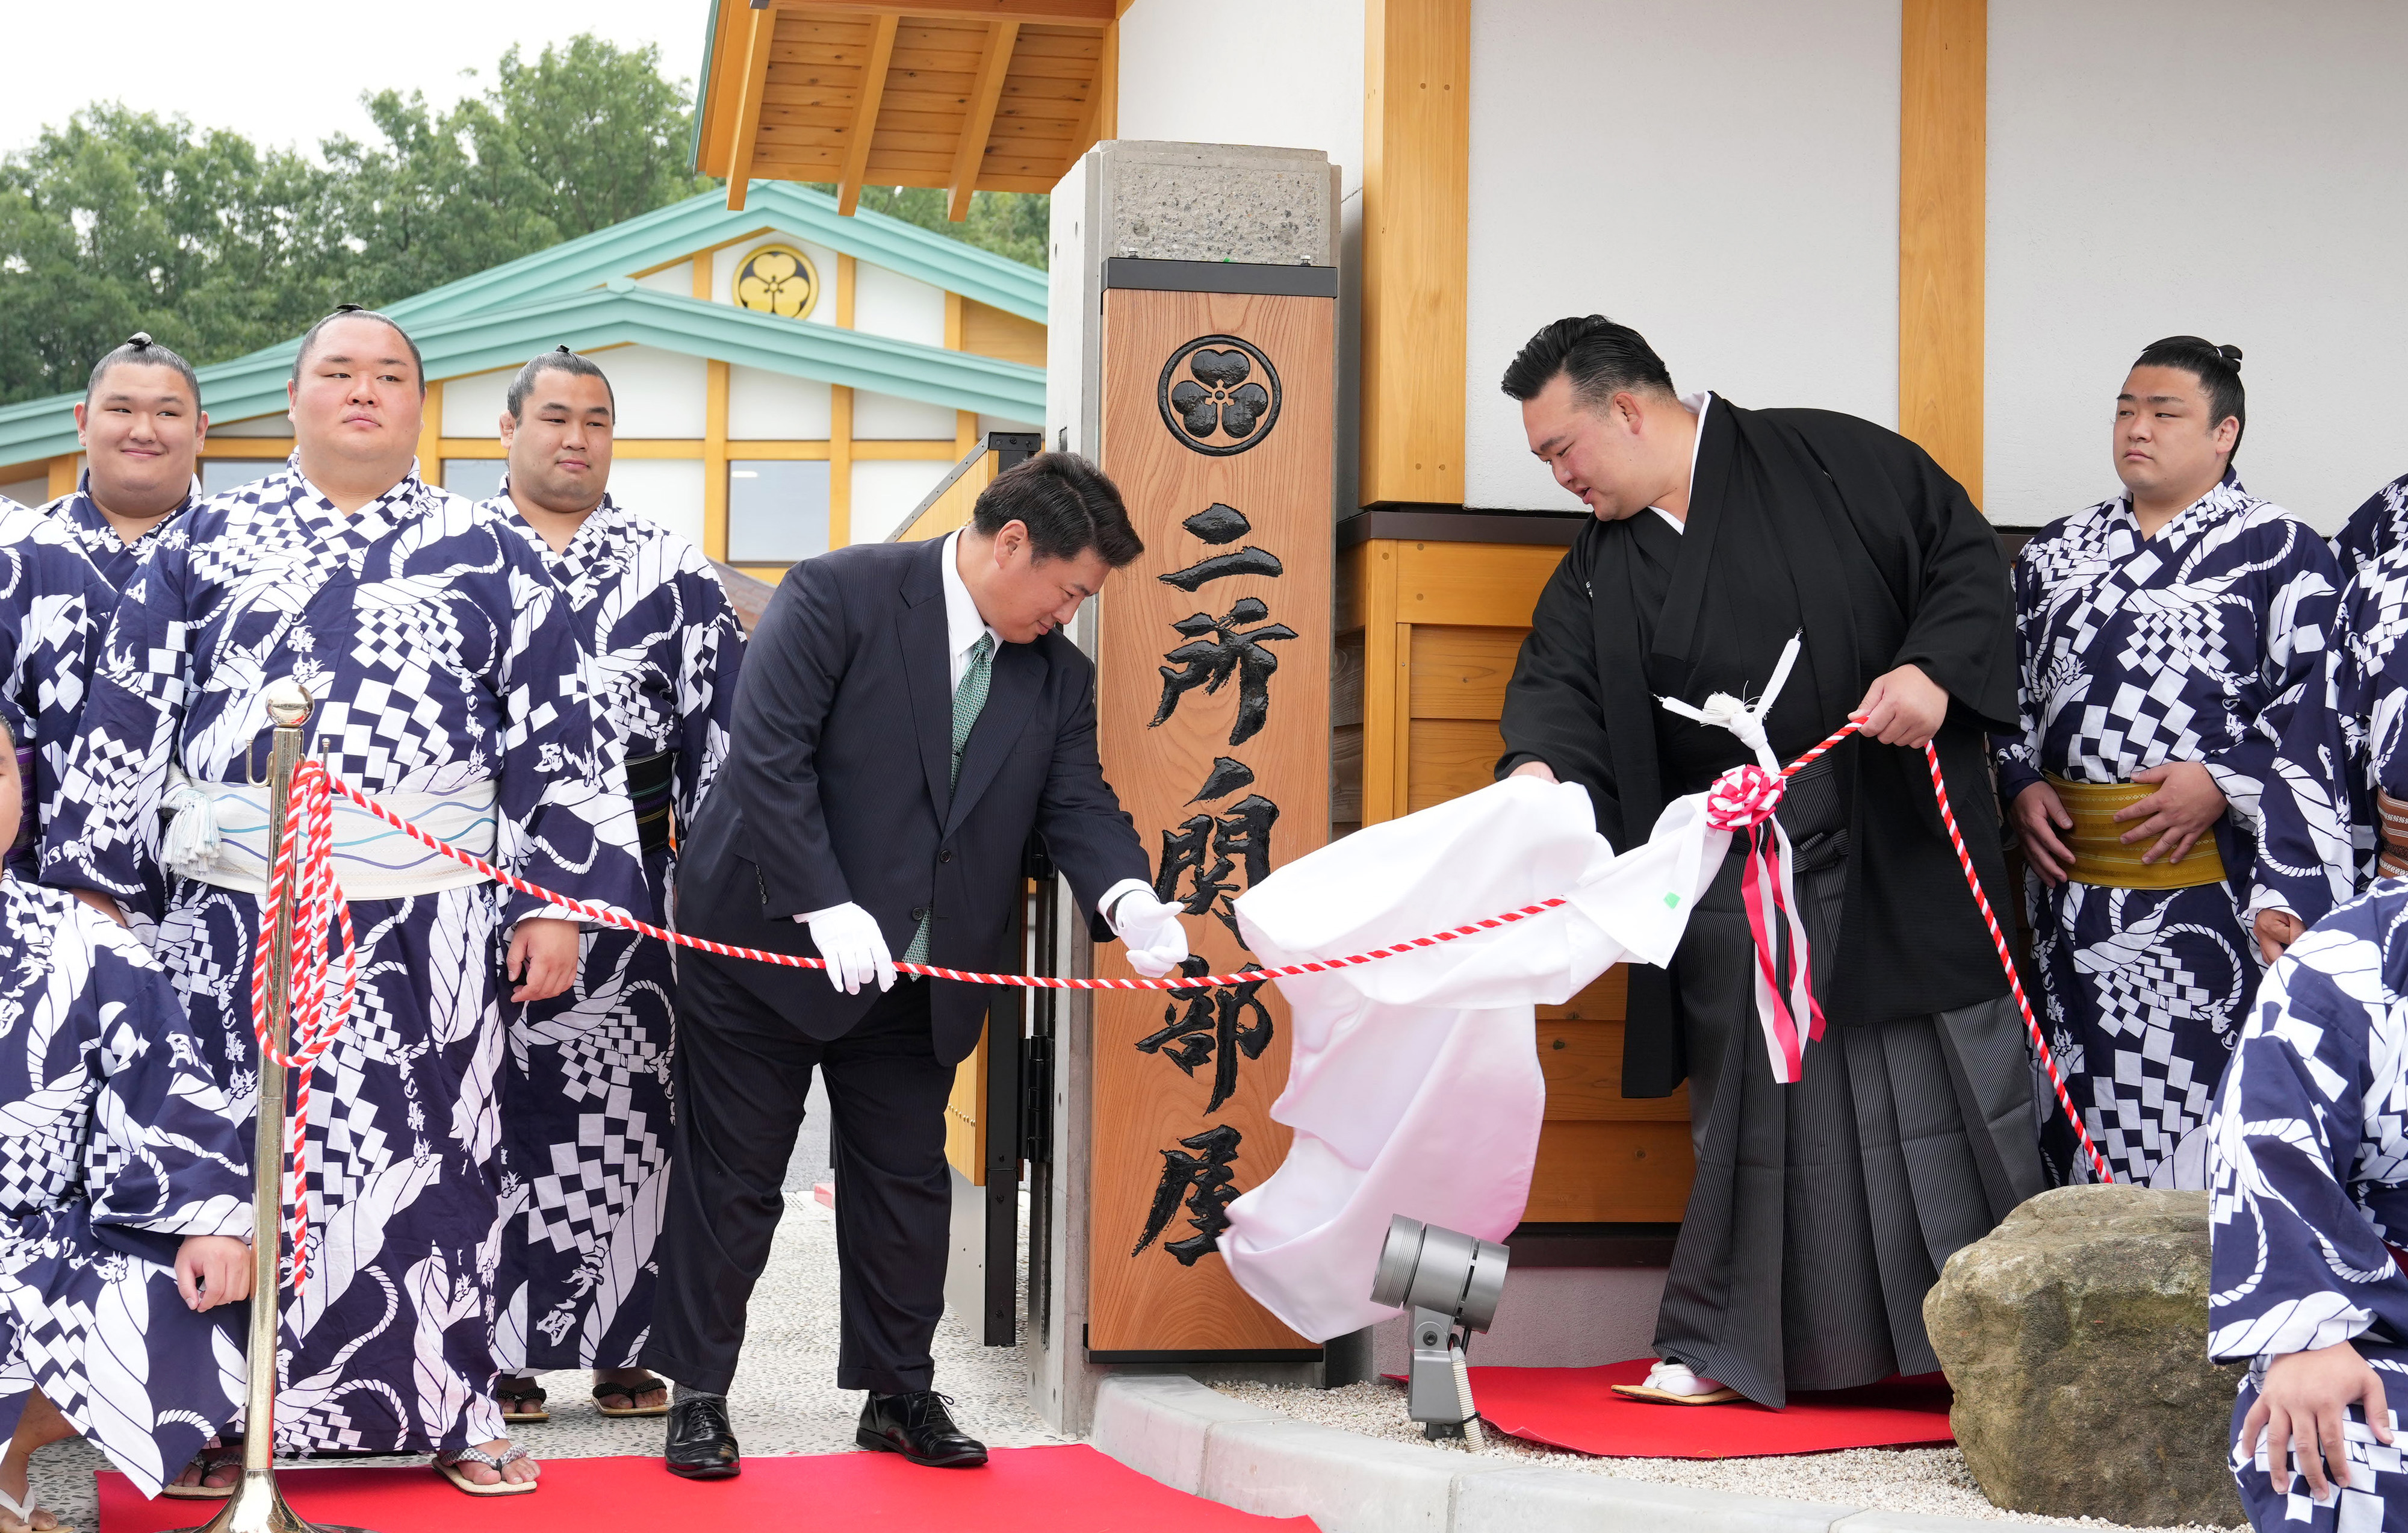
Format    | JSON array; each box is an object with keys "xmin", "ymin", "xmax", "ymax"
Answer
[
  {"xmin": 857, "ymin": 1390, "xmax": 988, "ymax": 1467},
  {"xmin": 665, "ymin": 1395, "xmax": 742, "ymax": 1480}
]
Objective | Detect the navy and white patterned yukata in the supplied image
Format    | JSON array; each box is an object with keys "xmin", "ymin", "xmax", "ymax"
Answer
[
  {"xmin": 2209, "ymin": 886, "xmax": 2408, "ymax": 1531},
  {"xmin": 39, "ymin": 470, "xmax": 190, "ymax": 592},
  {"xmin": 0, "ymin": 498, "xmax": 113, "ymax": 880},
  {"xmin": 2334, "ymin": 473, "xmax": 2408, "ymax": 885},
  {"xmin": 1997, "ymin": 472, "xmax": 2353, "ymax": 1187},
  {"xmin": 0, "ymin": 875, "xmax": 253, "ymax": 1499},
  {"xmin": 483, "ymin": 488, "xmax": 743, "ymax": 1379},
  {"xmin": 40, "ymin": 458, "xmax": 644, "ymax": 1456},
  {"xmin": 38, "ymin": 473, "xmax": 194, "ymax": 934}
]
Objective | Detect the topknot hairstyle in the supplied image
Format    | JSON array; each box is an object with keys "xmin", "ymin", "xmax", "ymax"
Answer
[
  {"xmin": 85, "ymin": 331, "xmax": 201, "ymax": 408},
  {"xmin": 504, "ymin": 347, "xmax": 616, "ymax": 422},
  {"xmin": 291, "ymin": 305, "xmax": 426, "ymax": 394},
  {"xmin": 1500, "ymin": 315, "xmax": 1677, "ymax": 407},
  {"xmin": 2132, "ymin": 335, "xmax": 2246, "ymax": 461}
]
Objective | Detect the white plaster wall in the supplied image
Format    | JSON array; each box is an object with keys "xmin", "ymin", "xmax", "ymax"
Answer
[
  {"xmin": 0, "ymin": 476, "xmax": 47, "ymax": 506},
  {"xmin": 1986, "ymin": 1, "xmax": 2408, "ymax": 533},
  {"xmin": 606, "ymin": 458, "xmax": 707, "ymax": 549},
  {"xmin": 851, "ymin": 263, "xmax": 949, "ymax": 348},
  {"xmin": 632, "ymin": 260, "xmax": 694, "ymax": 297},
  {"xmin": 441, "ymin": 367, "xmax": 516, "ymax": 440},
  {"xmin": 1115, "ymin": 0, "xmax": 1366, "ymax": 201},
  {"xmin": 977, "ymin": 413, "xmax": 1042, "ymax": 439},
  {"xmin": 1117, "ymin": 0, "xmax": 1365, "ymax": 511},
  {"xmin": 709, "ymin": 234, "xmax": 843, "ymax": 325},
  {"xmin": 728, "ymin": 367, "xmax": 834, "ymax": 440},
  {"xmin": 854, "ymin": 390, "xmax": 958, "ymax": 441},
  {"xmin": 597, "ymin": 346, "xmax": 709, "ymax": 440},
  {"xmin": 849, "ymin": 458, "xmax": 955, "ymax": 544},
  {"xmin": 1464, "ymin": 0, "xmax": 1901, "ymax": 512}
]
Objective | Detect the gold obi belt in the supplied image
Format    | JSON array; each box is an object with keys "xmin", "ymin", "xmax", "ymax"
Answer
[
  {"xmin": 2379, "ymin": 791, "xmax": 2408, "ymax": 882},
  {"xmin": 2046, "ymin": 774, "xmax": 2229, "ymax": 891}
]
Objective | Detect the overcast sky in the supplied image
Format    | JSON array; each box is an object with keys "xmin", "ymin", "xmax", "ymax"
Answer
[{"xmin": 1, "ymin": 2, "xmax": 709, "ymax": 160}]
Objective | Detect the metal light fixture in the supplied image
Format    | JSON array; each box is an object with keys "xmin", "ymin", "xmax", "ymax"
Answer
[{"xmin": 1370, "ymin": 1216, "xmax": 1509, "ymax": 1441}]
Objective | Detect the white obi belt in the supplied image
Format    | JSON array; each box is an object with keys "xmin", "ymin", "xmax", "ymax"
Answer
[{"xmin": 161, "ymin": 765, "xmax": 497, "ymax": 899}]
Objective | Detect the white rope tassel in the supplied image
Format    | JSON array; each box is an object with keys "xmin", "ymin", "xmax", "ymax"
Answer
[
  {"xmin": 160, "ymin": 770, "xmax": 221, "ymax": 878},
  {"xmin": 1655, "ymin": 630, "xmax": 1804, "ymax": 772},
  {"xmin": 1658, "ymin": 632, "xmax": 1821, "ymax": 1084}
]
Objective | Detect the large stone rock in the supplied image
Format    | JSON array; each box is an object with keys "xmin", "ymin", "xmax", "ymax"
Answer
[{"xmin": 1924, "ymin": 1184, "xmax": 2244, "ymax": 1528}]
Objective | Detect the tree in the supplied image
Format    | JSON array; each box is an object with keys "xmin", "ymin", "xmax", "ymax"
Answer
[
  {"xmin": 0, "ymin": 106, "xmax": 342, "ymax": 405},
  {"xmin": 841, "ymin": 185, "xmax": 1049, "ymax": 270},
  {"xmin": 324, "ymin": 37, "xmax": 715, "ymax": 302},
  {"xmin": 0, "ymin": 37, "xmax": 1049, "ymax": 406}
]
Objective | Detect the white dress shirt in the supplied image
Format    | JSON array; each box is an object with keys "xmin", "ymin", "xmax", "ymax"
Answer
[{"xmin": 1649, "ymin": 390, "xmax": 1713, "ymax": 536}]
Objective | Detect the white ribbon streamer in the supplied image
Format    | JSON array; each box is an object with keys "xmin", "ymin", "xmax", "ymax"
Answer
[{"xmin": 1659, "ymin": 632, "xmax": 1823, "ymax": 1083}]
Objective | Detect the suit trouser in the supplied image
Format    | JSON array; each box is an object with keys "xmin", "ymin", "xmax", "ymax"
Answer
[{"xmin": 642, "ymin": 956, "xmax": 952, "ymax": 1396}]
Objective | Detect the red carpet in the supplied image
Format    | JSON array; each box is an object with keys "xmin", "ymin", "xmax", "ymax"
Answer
[
  {"xmin": 99, "ymin": 1446, "xmax": 1313, "ymax": 1532},
  {"xmin": 1406, "ymin": 1360, "xmax": 1955, "ymax": 1458}
]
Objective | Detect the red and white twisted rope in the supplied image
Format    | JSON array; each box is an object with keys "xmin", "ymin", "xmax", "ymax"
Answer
[
  {"xmin": 289, "ymin": 728, "xmax": 2110, "ymax": 1187},
  {"xmin": 247, "ymin": 760, "xmax": 359, "ymax": 1287},
  {"xmin": 316, "ymin": 770, "xmax": 1569, "ymax": 990}
]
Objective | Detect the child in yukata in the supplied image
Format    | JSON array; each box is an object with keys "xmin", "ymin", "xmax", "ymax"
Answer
[{"xmin": 0, "ymin": 711, "xmax": 255, "ymax": 1529}]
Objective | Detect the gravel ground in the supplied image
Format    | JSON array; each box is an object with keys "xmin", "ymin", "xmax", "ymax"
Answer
[
  {"xmin": 31, "ymin": 1086, "xmax": 1060, "ymax": 1531},
  {"xmin": 1212, "ymin": 1379, "xmax": 2244, "ymax": 1533}
]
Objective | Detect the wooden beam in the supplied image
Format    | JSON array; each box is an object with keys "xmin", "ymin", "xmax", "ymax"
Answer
[
  {"xmin": 756, "ymin": 0, "xmax": 1112, "ymax": 21},
  {"xmin": 725, "ymin": 4, "xmax": 778, "ymax": 213},
  {"xmin": 1899, "ymin": 0, "xmax": 1987, "ymax": 505},
  {"xmin": 837, "ymin": 14, "xmax": 900, "ymax": 216},
  {"xmin": 1359, "ymin": 0, "xmax": 1469, "ymax": 509},
  {"xmin": 948, "ymin": 20, "xmax": 1020, "ymax": 222},
  {"xmin": 831, "ymin": 253, "xmax": 857, "ymax": 546},
  {"xmin": 417, "ymin": 381, "xmax": 444, "ymax": 487},
  {"xmin": 704, "ymin": 360, "xmax": 731, "ymax": 561}
]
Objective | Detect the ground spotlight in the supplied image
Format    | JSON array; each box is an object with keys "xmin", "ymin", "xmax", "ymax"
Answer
[{"xmin": 1370, "ymin": 1215, "xmax": 1509, "ymax": 1441}]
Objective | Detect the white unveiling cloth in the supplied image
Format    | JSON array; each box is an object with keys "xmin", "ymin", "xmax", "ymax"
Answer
[{"xmin": 1222, "ymin": 774, "xmax": 1732, "ymax": 1342}]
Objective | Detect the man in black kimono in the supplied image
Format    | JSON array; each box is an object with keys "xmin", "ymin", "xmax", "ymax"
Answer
[{"xmin": 1495, "ymin": 315, "xmax": 2044, "ymax": 1410}]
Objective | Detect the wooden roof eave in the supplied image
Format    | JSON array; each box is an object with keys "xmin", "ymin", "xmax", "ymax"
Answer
[{"xmin": 699, "ymin": 1, "xmax": 1115, "ymax": 218}]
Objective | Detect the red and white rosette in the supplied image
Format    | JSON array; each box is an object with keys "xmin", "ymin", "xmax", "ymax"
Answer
[{"xmin": 1660, "ymin": 633, "xmax": 1825, "ymax": 1083}]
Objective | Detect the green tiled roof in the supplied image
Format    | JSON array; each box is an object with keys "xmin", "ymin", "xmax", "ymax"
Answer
[
  {"xmin": 387, "ymin": 181, "xmax": 1046, "ymax": 328},
  {"xmin": 0, "ymin": 281, "xmax": 1041, "ymax": 465},
  {"xmin": 0, "ymin": 183, "xmax": 1047, "ymax": 467}
]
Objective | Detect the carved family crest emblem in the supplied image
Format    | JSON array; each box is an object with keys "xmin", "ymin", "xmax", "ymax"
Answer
[{"xmin": 1157, "ymin": 334, "xmax": 1281, "ymax": 456}]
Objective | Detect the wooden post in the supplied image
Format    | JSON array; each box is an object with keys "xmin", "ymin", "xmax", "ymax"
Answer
[
  {"xmin": 1087, "ymin": 272, "xmax": 1335, "ymax": 1357},
  {"xmin": 1359, "ymin": 0, "xmax": 1469, "ymax": 509},
  {"xmin": 1899, "ymin": 0, "xmax": 1987, "ymax": 504}
]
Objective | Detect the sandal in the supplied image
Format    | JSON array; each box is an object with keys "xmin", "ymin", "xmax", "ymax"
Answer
[
  {"xmin": 592, "ymin": 1373, "xmax": 671, "ymax": 1418},
  {"xmin": 160, "ymin": 1440, "xmax": 244, "ymax": 1499},
  {"xmin": 0, "ymin": 1481, "xmax": 61, "ymax": 1531},
  {"xmin": 497, "ymin": 1378, "xmax": 550, "ymax": 1424},
  {"xmin": 434, "ymin": 1444, "xmax": 538, "ymax": 1497}
]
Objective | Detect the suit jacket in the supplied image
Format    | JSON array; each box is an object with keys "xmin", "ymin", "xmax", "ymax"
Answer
[{"xmin": 677, "ymin": 536, "xmax": 1149, "ymax": 1065}]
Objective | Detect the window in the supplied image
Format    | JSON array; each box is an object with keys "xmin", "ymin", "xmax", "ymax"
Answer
[
  {"xmin": 442, "ymin": 459, "xmax": 508, "ymax": 503},
  {"xmin": 199, "ymin": 459, "xmax": 280, "ymax": 497},
  {"xmin": 727, "ymin": 459, "xmax": 831, "ymax": 564}
]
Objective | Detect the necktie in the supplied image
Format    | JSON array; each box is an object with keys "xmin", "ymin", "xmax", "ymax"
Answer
[{"xmin": 904, "ymin": 632, "xmax": 995, "ymax": 963}]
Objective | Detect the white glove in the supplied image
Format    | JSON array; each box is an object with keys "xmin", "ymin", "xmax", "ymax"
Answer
[
  {"xmin": 1108, "ymin": 889, "xmax": 1191, "ymax": 979},
  {"xmin": 793, "ymin": 902, "xmax": 896, "ymax": 995}
]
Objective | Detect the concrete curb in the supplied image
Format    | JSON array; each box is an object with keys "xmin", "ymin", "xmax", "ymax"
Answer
[{"xmin": 1090, "ymin": 1374, "xmax": 2006, "ymax": 1533}]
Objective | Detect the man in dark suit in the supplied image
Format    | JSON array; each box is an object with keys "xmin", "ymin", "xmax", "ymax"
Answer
[{"xmin": 644, "ymin": 453, "xmax": 1189, "ymax": 1478}]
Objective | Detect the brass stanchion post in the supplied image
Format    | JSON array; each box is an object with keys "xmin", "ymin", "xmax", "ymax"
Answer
[{"xmin": 176, "ymin": 679, "xmax": 373, "ymax": 1533}]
